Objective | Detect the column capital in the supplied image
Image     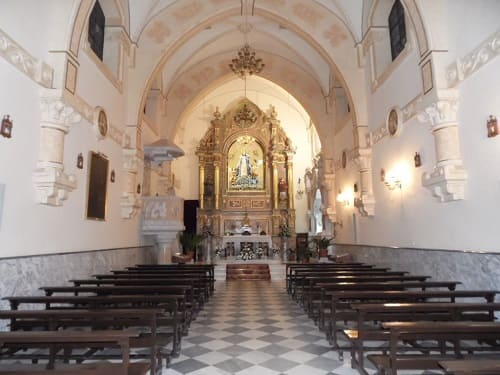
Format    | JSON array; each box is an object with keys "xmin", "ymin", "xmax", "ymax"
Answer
[
  {"xmin": 39, "ymin": 89, "xmax": 82, "ymax": 127},
  {"xmin": 417, "ymin": 89, "xmax": 459, "ymax": 129}
]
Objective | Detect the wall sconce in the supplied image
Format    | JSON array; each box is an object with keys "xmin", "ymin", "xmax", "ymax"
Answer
[
  {"xmin": 110, "ymin": 169, "xmax": 115, "ymax": 183},
  {"xmin": 337, "ymin": 189, "xmax": 351, "ymax": 206},
  {"xmin": 137, "ymin": 184, "xmax": 141, "ymax": 194},
  {"xmin": 414, "ymin": 152, "xmax": 422, "ymax": 168},
  {"xmin": 353, "ymin": 183, "xmax": 358, "ymax": 193},
  {"xmin": 487, "ymin": 115, "xmax": 498, "ymax": 138},
  {"xmin": 76, "ymin": 153, "xmax": 84, "ymax": 169},
  {"xmin": 296, "ymin": 177, "xmax": 304, "ymax": 199},
  {"xmin": 1, "ymin": 115, "xmax": 13, "ymax": 138},
  {"xmin": 384, "ymin": 175, "xmax": 402, "ymax": 190}
]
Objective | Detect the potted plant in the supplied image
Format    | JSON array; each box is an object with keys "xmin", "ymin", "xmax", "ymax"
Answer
[
  {"xmin": 310, "ymin": 236, "xmax": 334, "ymax": 258},
  {"xmin": 179, "ymin": 231, "xmax": 204, "ymax": 261}
]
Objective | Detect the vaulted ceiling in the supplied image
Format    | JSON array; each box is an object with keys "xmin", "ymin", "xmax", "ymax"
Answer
[{"xmin": 125, "ymin": 0, "xmax": 372, "ymax": 140}]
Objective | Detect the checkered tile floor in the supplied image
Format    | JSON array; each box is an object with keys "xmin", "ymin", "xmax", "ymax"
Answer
[{"xmin": 165, "ymin": 280, "xmax": 361, "ymax": 375}]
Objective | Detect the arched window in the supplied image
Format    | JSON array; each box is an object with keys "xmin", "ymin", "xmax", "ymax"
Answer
[
  {"xmin": 88, "ymin": 1, "xmax": 105, "ymax": 60},
  {"xmin": 388, "ymin": 0, "xmax": 406, "ymax": 60}
]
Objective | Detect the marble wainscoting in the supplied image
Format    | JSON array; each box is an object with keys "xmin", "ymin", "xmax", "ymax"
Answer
[
  {"xmin": 0, "ymin": 246, "xmax": 156, "ymax": 329},
  {"xmin": 334, "ymin": 243, "xmax": 500, "ymax": 290}
]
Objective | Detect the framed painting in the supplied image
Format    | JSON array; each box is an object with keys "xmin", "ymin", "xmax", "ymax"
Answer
[{"xmin": 86, "ymin": 151, "xmax": 109, "ymax": 220}]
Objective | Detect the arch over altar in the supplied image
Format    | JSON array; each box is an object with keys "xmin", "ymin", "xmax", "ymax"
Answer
[{"xmin": 196, "ymin": 99, "xmax": 295, "ymax": 258}]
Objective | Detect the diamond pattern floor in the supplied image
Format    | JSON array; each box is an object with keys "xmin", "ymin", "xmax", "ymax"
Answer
[{"xmin": 165, "ymin": 281, "xmax": 361, "ymax": 375}]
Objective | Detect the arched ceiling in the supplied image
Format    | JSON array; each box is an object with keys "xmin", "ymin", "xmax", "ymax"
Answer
[{"xmin": 125, "ymin": 0, "xmax": 369, "ymax": 143}]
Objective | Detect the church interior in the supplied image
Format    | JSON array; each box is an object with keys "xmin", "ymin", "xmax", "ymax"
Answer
[{"xmin": 1, "ymin": 0, "xmax": 500, "ymax": 374}]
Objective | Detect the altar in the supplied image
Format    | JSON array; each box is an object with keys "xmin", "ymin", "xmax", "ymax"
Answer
[{"xmin": 222, "ymin": 235, "xmax": 273, "ymax": 255}]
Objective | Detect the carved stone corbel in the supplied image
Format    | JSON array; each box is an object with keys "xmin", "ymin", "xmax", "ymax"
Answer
[
  {"xmin": 417, "ymin": 89, "xmax": 467, "ymax": 202},
  {"xmin": 33, "ymin": 91, "xmax": 81, "ymax": 206},
  {"xmin": 121, "ymin": 148, "xmax": 142, "ymax": 219},
  {"xmin": 352, "ymin": 147, "xmax": 376, "ymax": 216}
]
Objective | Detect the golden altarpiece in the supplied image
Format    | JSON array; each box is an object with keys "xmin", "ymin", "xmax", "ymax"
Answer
[{"xmin": 196, "ymin": 99, "xmax": 295, "ymax": 251}]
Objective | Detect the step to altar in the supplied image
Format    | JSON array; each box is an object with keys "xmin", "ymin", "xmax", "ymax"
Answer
[{"xmin": 226, "ymin": 263, "xmax": 271, "ymax": 281}]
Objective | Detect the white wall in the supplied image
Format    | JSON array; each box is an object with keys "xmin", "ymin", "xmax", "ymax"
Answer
[{"xmin": 0, "ymin": 1, "xmax": 144, "ymax": 257}]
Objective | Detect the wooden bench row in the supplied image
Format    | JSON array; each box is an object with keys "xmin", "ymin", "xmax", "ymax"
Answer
[
  {"xmin": 0, "ymin": 263, "xmax": 214, "ymax": 374},
  {"xmin": 285, "ymin": 262, "xmax": 500, "ymax": 375}
]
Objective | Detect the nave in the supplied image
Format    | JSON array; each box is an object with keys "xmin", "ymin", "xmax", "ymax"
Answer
[{"xmin": 168, "ymin": 281, "xmax": 362, "ymax": 375}]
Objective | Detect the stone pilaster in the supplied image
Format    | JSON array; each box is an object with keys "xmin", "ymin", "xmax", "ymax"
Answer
[
  {"xmin": 418, "ymin": 89, "xmax": 467, "ymax": 202},
  {"xmin": 353, "ymin": 147, "xmax": 376, "ymax": 216},
  {"xmin": 33, "ymin": 91, "xmax": 81, "ymax": 206},
  {"xmin": 121, "ymin": 148, "xmax": 142, "ymax": 219}
]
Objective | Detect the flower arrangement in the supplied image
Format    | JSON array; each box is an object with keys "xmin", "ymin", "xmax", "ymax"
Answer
[{"xmin": 279, "ymin": 224, "xmax": 291, "ymax": 238}]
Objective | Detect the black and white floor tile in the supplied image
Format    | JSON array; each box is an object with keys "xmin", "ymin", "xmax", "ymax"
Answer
[{"xmin": 165, "ymin": 281, "xmax": 364, "ymax": 375}]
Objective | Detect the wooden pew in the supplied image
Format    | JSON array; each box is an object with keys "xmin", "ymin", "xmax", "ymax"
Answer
[
  {"xmin": 290, "ymin": 270, "xmax": 411, "ymax": 299},
  {"xmin": 323, "ymin": 290, "xmax": 499, "ymax": 357},
  {"xmin": 346, "ymin": 302, "xmax": 500, "ymax": 374},
  {"xmin": 439, "ymin": 359, "xmax": 500, "ymax": 374},
  {"xmin": 70, "ymin": 277, "xmax": 209, "ymax": 307},
  {"xmin": 305, "ymin": 280, "xmax": 461, "ymax": 325},
  {"xmin": 0, "ymin": 308, "xmax": 167, "ymax": 373},
  {"xmin": 2, "ymin": 294, "xmax": 184, "ymax": 356},
  {"xmin": 0, "ymin": 330, "xmax": 148, "ymax": 375},
  {"xmin": 285, "ymin": 263, "xmax": 374, "ymax": 293},
  {"xmin": 368, "ymin": 321, "xmax": 500, "ymax": 375}
]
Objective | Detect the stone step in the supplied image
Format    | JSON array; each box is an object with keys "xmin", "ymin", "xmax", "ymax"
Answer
[{"xmin": 226, "ymin": 263, "xmax": 270, "ymax": 281}]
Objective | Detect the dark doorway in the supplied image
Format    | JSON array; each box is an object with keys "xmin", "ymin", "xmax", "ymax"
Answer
[{"xmin": 184, "ymin": 200, "xmax": 199, "ymax": 234}]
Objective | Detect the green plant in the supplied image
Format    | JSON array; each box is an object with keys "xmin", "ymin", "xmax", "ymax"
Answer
[
  {"xmin": 179, "ymin": 231, "xmax": 204, "ymax": 255},
  {"xmin": 310, "ymin": 236, "xmax": 334, "ymax": 249}
]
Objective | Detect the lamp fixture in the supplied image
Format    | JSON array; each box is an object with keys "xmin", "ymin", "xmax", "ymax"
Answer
[
  {"xmin": 77, "ymin": 153, "xmax": 84, "ymax": 169},
  {"xmin": 296, "ymin": 177, "xmax": 304, "ymax": 199},
  {"xmin": 229, "ymin": 0, "xmax": 264, "ymax": 78},
  {"xmin": 229, "ymin": 44, "xmax": 265, "ymax": 78},
  {"xmin": 1, "ymin": 115, "xmax": 13, "ymax": 138},
  {"xmin": 384, "ymin": 175, "xmax": 402, "ymax": 190},
  {"xmin": 487, "ymin": 115, "xmax": 498, "ymax": 138},
  {"xmin": 414, "ymin": 152, "xmax": 422, "ymax": 167}
]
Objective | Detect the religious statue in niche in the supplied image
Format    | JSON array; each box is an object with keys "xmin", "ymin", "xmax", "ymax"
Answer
[
  {"xmin": 227, "ymin": 136, "xmax": 264, "ymax": 191},
  {"xmin": 278, "ymin": 177, "xmax": 288, "ymax": 200}
]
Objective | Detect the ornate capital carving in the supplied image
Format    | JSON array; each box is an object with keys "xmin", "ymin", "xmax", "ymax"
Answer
[
  {"xmin": 422, "ymin": 164, "xmax": 467, "ymax": 202},
  {"xmin": 39, "ymin": 93, "xmax": 82, "ymax": 127},
  {"xmin": 352, "ymin": 148, "xmax": 372, "ymax": 170},
  {"xmin": 417, "ymin": 90, "xmax": 459, "ymax": 128}
]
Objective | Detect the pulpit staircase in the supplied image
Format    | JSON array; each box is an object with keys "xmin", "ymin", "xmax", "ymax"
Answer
[{"xmin": 226, "ymin": 263, "xmax": 271, "ymax": 280}]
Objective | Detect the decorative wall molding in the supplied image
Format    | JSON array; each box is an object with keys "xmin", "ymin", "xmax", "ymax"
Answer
[
  {"xmin": 63, "ymin": 92, "xmax": 129, "ymax": 147},
  {"xmin": 446, "ymin": 28, "xmax": 500, "ymax": 88},
  {"xmin": 0, "ymin": 28, "xmax": 53, "ymax": 88},
  {"xmin": 366, "ymin": 94, "xmax": 422, "ymax": 147}
]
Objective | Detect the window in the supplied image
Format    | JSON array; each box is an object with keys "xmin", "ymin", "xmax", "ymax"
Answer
[
  {"xmin": 88, "ymin": 1, "xmax": 105, "ymax": 60},
  {"xmin": 388, "ymin": 0, "xmax": 406, "ymax": 61}
]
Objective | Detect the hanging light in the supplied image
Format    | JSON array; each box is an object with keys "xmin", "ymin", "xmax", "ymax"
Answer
[
  {"xmin": 296, "ymin": 178, "xmax": 304, "ymax": 199},
  {"xmin": 229, "ymin": 0, "xmax": 264, "ymax": 78},
  {"xmin": 229, "ymin": 44, "xmax": 265, "ymax": 78}
]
